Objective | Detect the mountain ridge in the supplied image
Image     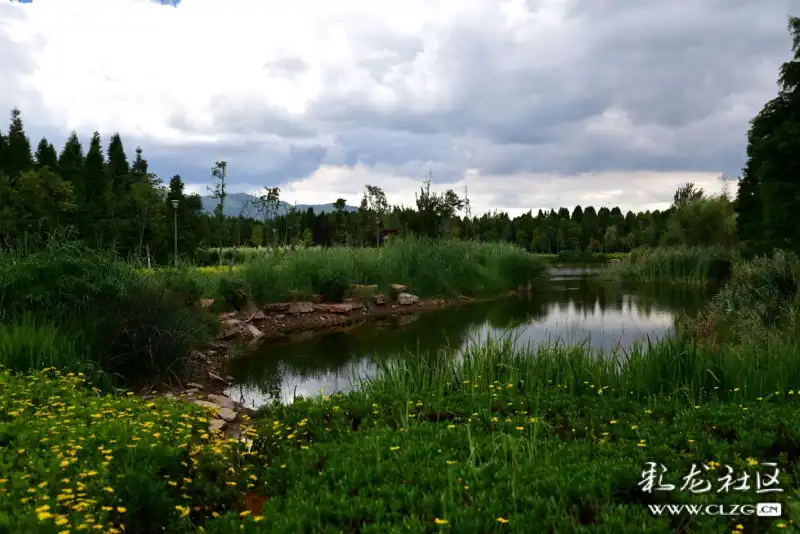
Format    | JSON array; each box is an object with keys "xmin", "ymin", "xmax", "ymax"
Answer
[{"xmin": 199, "ymin": 193, "xmax": 358, "ymax": 218}]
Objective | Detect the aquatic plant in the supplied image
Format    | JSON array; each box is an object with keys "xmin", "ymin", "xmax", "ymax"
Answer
[{"xmin": 611, "ymin": 246, "xmax": 735, "ymax": 284}]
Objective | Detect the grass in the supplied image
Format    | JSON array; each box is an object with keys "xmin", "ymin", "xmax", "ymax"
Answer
[
  {"xmin": 610, "ymin": 246, "xmax": 736, "ymax": 284},
  {"xmin": 0, "ymin": 240, "xmax": 217, "ymax": 387},
  {"xmin": 2, "ymin": 336, "xmax": 799, "ymax": 533},
  {"xmin": 229, "ymin": 237, "xmax": 549, "ymax": 307},
  {"xmin": 2, "ymin": 243, "xmax": 800, "ymax": 531}
]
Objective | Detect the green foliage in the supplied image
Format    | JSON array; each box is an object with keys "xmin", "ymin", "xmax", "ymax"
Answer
[
  {"xmin": 0, "ymin": 240, "xmax": 216, "ymax": 385},
  {"xmin": 233, "ymin": 237, "xmax": 548, "ymax": 305},
  {"xmin": 0, "ymin": 368, "xmax": 267, "ymax": 534},
  {"xmin": 690, "ymin": 250, "xmax": 800, "ymax": 343},
  {"xmin": 612, "ymin": 246, "xmax": 735, "ymax": 284},
  {"xmin": 736, "ymin": 16, "xmax": 800, "ymax": 254}
]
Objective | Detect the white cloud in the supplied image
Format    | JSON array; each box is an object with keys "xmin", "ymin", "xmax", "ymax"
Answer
[{"xmin": 0, "ymin": 0, "xmax": 792, "ymax": 215}]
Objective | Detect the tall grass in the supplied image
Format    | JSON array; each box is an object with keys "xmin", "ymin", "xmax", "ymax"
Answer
[
  {"xmin": 234, "ymin": 236, "xmax": 549, "ymax": 306},
  {"xmin": 611, "ymin": 246, "xmax": 735, "ymax": 284},
  {"xmin": 367, "ymin": 332, "xmax": 800, "ymax": 406},
  {"xmin": 0, "ymin": 240, "xmax": 217, "ymax": 386},
  {"xmin": 685, "ymin": 249, "xmax": 800, "ymax": 344}
]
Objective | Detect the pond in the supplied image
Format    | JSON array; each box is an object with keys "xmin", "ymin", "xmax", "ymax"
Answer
[{"xmin": 224, "ymin": 267, "xmax": 715, "ymax": 408}]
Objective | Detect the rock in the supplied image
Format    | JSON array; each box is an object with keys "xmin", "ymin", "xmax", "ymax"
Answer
[
  {"xmin": 193, "ymin": 400, "xmax": 220, "ymax": 411},
  {"xmin": 165, "ymin": 392, "xmax": 174, "ymax": 399},
  {"xmin": 288, "ymin": 302, "xmax": 314, "ymax": 314},
  {"xmin": 217, "ymin": 327, "xmax": 238, "ymax": 340},
  {"xmin": 186, "ymin": 382, "xmax": 204, "ymax": 389},
  {"xmin": 264, "ymin": 303, "xmax": 290, "ymax": 312},
  {"xmin": 391, "ymin": 283, "xmax": 408, "ymax": 293},
  {"xmin": 209, "ymin": 419, "xmax": 227, "ymax": 433},
  {"xmin": 397, "ymin": 293, "xmax": 419, "ymax": 305},
  {"xmin": 275, "ymin": 313, "xmax": 286, "ymax": 320},
  {"xmin": 246, "ymin": 310, "xmax": 266, "ymax": 321},
  {"xmin": 221, "ymin": 318, "xmax": 241, "ymax": 327},
  {"xmin": 373, "ymin": 294, "xmax": 386, "ymax": 305},
  {"xmin": 218, "ymin": 407, "xmax": 237, "ymax": 422},
  {"xmin": 207, "ymin": 394, "xmax": 236, "ymax": 410},
  {"xmin": 208, "ymin": 371, "xmax": 231, "ymax": 385},
  {"xmin": 314, "ymin": 303, "xmax": 353, "ymax": 314},
  {"xmin": 245, "ymin": 324, "xmax": 264, "ymax": 339},
  {"xmin": 349, "ymin": 284, "xmax": 378, "ymax": 291}
]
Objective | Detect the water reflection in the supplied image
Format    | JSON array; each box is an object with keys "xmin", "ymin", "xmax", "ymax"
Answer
[{"xmin": 225, "ymin": 269, "xmax": 714, "ymax": 408}]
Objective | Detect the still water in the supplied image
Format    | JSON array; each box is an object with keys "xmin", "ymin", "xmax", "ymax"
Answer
[{"xmin": 225, "ymin": 267, "xmax": 714, "ymax": 408}]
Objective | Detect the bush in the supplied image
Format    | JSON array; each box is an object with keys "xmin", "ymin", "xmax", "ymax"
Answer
[{"xmin": 0, "ymin": 241, "xmax": 216, "ymax": 386}]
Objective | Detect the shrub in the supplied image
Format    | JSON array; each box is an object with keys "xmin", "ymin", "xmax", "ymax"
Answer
[
  {"xmin": 0, "ymin": 241, "xmax": 216, "ymax": 386},
  {"xmin": 612, "ymin": 246, "xmax": 734, "ymax": 284}
]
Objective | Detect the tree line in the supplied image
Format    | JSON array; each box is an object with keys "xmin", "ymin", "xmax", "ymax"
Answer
[
  {"xmin": 0, "ymin": 17, "xmax": 796, "ymax": 264},
  {"xmin": 0, "ymin": 110, "xmax": 735, "ymax": 265}
]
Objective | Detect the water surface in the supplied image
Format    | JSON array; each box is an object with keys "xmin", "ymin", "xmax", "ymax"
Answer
[{"xmin": 225, "ymin": 267, "xmax": 713, "ymax": 407}]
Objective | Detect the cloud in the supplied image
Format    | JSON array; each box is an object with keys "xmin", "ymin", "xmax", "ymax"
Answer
[{"xmin": 0, "ymin": 0, "xmax": 795, "ymax": 215}]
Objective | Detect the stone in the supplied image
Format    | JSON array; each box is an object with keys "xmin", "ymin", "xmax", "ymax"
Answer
[
  {"xmin": 391, "ymin": 283, "xmax": 408, "ymax": 292},
  {"xmin": 245, "ymin": 309, "xmax": 266, "ymax": 321},
  {"xmin": 209, "ymin": 419, "xmax": 227, "ymax": 433},
  {"xmin": 264, "ymin": 303, "xmax": 290, "ymax": 312},
  {"xmin": 207, "ymin": 394, "xmax": 236, "ymax": 410},
  {"xmin": 193, "ymin": 400, "xmax": 220, "ymax": 411},
  {"xmin": 208, "ymin": 371, "xmax": 231, "ymax": 384},
  {"xmin": 288, "ymin": 302, "xmax": 314, "ymax": 314},
  {"xmin": 165, "ymin": 392, "xmax": 174, "ymax": 399},
  {"xmin": 218, "ymin": 407, "xmax": 237, "ymax": 422},
  {"xmin": 221, "ymin": 318, "xmax": 241, "ymax": 327},
  {"xmin": 186, "ymin": 382, "xmax": 204, "ymax": 389},
  {"xmin": 217, "ymin": 326, "xmax": 239, "ymax": 340},
  {"xmin": 313, "ymin": 303, "xmax": 353, "ymax": 314},
  {"xmin": 397, "ymin": 293, "xmax": 419, "ymax": 305},
  {"xmin": 245, "ymin": 324, "xmax": 264, "ymax": 339},
  {"xmin": 184, "ymin": 388, "xmax": 201, "ymax": 396},
  {"xmin": 275, "ymin": 314, "xmax": 286, "ymax": 320},
  {"xmin": 373, "ymin": 294, "xmax": 386, "ymax": 305}
]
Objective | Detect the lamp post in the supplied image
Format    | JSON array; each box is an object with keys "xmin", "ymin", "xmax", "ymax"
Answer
[{"xmin": 171, "ymin": 199, "xmax": 179, "ymax": 267}]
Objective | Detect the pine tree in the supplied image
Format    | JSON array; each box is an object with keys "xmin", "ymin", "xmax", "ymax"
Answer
[
  {"xmin": 34, "ymin": 138, "xmax": 59, "ymax": 171},
  {"xmin": 3, "ymin": 108, "xmax": 33, "ymax": 179},
  {"xmin": 57, "ymin": 132, "xmax": 86, "ymax": 235},
  {"xmin": 84, "ymin": 132, "xmax": 113, "ymax": 244}
]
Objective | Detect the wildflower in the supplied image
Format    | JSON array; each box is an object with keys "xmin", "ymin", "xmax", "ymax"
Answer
[
  {"xmin": 239, "ymin": 511, "xmax": 251, "ymax": 517},
  {"xmin": 254, "ymin": 516, "xmax": 264, "ymax": 522},
  {"xmin": 434, "ymin": 518, "xmax": 449, "ymax": 525},
  {"xmin": 117, "ymin": 507, "xmax": 127, "ymax": 513},
  {"xmin": 497, "ymin": 517, "xmax": 509, "ymax": 524},
  {"xmin": 746, "ymin": 457, "xmax": 758, "ymax": 467},
  {"xmin": 609, "ymin": 420, "xmax": 617, "ymax": 425},
  {"xmin": 516, "ymin": 426, "xmax": 524, "ymax": 430},
  {"xmin": 390, "ymin": 446, "xmax": 400, "ymax": 451}
]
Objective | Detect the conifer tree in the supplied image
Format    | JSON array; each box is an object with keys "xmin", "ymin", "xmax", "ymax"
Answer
[
  {"xmin": 84, "ymin": 132, "xmax": 113, "ymax": 244},
  {"xmin": 34, "ymin": 138, "xmax": 59, "ymax": 171},
  {"xmin": 3, "ymin": 108, "xmax": 33, "ymax": 179},
  {"xmin": 57, "ymin": 132, "xmax": 86, "ymax": 235}
]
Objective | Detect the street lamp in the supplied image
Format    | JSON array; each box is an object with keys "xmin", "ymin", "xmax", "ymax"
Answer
[{"xmin": 171, "ymin": 199, "xmax": 179, "ymax": 267}]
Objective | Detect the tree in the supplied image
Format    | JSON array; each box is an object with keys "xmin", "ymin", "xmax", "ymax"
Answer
[
  {"xmin": 736, "ymin": 16, "xmax": 800, "ymax": 252},
  {"xmin": 415, "ymin": 172, "xmax": 465, "ymax": 239},
  {"xmin": 209, "ymin": 161, "xmax": 228, "ymax": 264},
  {"xmin": 363, "ymin": 184, "xmax": 389, "ymax": 246},
  {"xmin": 33, "ymin": 138, "xmax": 59, "ymax": 172},
  {"xmin": 16, "ymin": 168, "xmax": 76, "ymax": 239},
  {"xmin": 57, "ymin": 132, "xmax": 85, "ymax": 233},
  {"xmin": 3, "ymin": 108, "xmax": 33, "ymax": 179},
  {"xmin": 84, "ymin": 132, "xmax": 112, "ymax": 244},
  {"xmin": 672, "ymin": 182, "xmax": 704, "ymax": 209}
]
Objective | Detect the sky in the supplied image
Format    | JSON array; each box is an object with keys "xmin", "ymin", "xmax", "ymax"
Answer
[{"xmin": 0, "ymin": 0, "xmax": 796, "ymax": 216}]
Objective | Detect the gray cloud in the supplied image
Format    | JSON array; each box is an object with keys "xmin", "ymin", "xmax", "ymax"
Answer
[{"xmin": 1, "ymin": 0, "xmax": 797, "ymax": 211}]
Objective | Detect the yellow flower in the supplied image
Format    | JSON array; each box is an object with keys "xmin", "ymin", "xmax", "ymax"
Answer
[
  {"xmin": 117, "ymin": 507, "xmax": 127, "ymax": 513},
  {"xmin": 253, "ymin": 516, "xmax": 264, "ymax": 522},
  {"xmin": 746, "ymin": 457, "xmax": 758, "ymax": 467},
  {"xmin": 239, "ymin": 511, "xmax": 251, "ymax": 517},
  {"xmin": 496, "ymin": 517, "xmax": 509, "ymax": 524},
  {"xmin": 434, "ymin": 518, "xmax": 448, "ymax": 525},
  {"xmin": 390, "ymin": 446, "xmax": 400, "ymax": 451}
]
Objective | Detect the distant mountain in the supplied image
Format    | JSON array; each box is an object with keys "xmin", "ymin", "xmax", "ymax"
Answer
[{"xmin": 199, "ymin": 193, "xmax": 358, "ymax": 218}]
